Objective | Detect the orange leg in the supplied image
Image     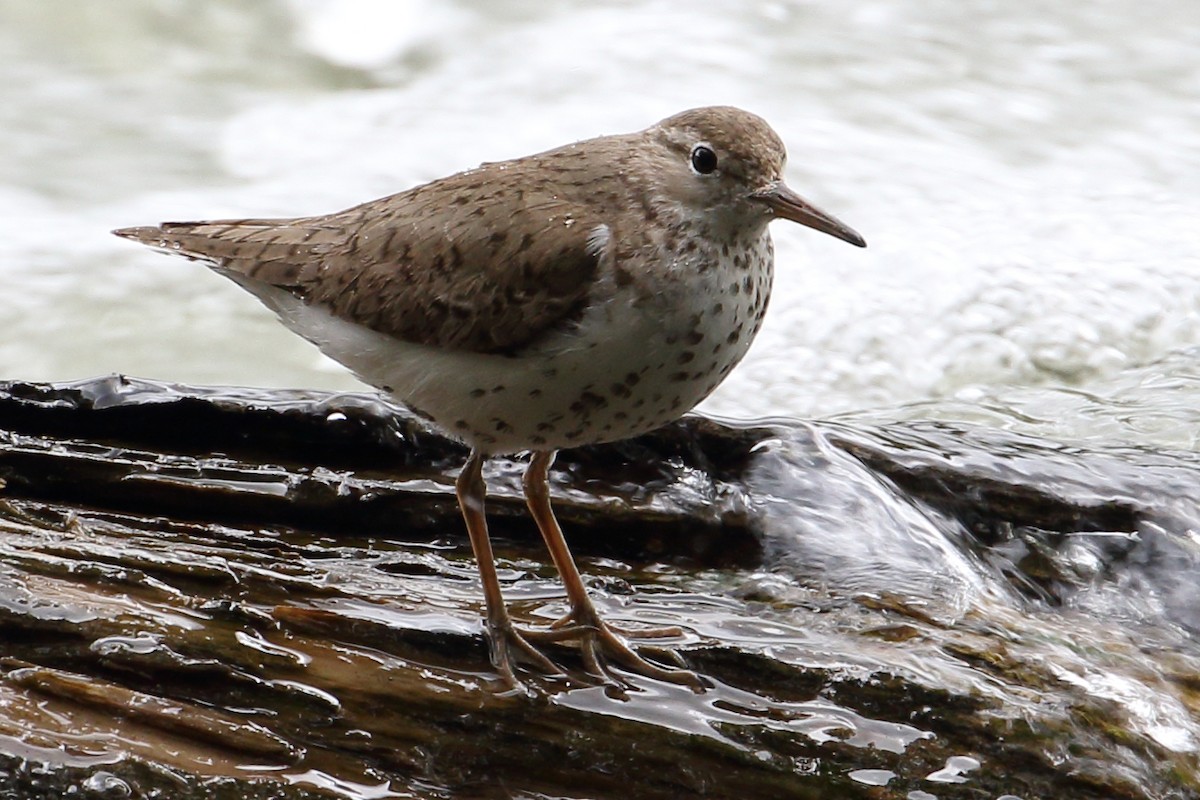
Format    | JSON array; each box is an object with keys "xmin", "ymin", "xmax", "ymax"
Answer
[
  {"xmin": 520, "ymin": 450, "xmax": 704, "ymax": 688},
  {"xmin": 456, "ymin": 449, "xmax": 561, "ymax": 685}
]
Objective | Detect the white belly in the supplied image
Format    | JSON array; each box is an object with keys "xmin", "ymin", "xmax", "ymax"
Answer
[{"xmin": 234, "ymin": 236, "xmax": 773, "ymax": 454}]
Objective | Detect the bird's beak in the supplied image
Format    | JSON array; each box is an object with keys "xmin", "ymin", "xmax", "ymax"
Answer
[{"xmin": 752, "ymin": 182, "xmax": 866, "ymax": 248}]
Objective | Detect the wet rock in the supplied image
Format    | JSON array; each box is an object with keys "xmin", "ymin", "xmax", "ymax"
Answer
[{"xmin": 0, "ymin": 376, "xmax": 1197, "ymax": 799}]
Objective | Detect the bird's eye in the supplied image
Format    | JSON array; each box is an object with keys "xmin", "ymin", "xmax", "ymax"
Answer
[{"xmin": 690, "ymin": 145, "xmax": 718, "ymax": 175}]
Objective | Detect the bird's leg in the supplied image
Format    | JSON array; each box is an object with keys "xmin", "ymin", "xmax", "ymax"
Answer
[
  {"xmin": 520, "ymin": 450, "xmax": 704, "ymax": 688},
  {"xmin": 455, "ymin": 449, "xmax": 562, "ymax": 684}
]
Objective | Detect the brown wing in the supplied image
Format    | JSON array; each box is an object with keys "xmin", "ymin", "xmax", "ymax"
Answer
[{"xmin": 113, "ymin": 157, "xmax": 608, "ymax": 354}]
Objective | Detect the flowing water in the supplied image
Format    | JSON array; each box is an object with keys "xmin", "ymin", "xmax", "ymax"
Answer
[
  {"xmin": 1, "ymin": 0, "xmax": 1199, "ymax": 797},
  {"xmin": 3, "ymin": 0, "xmax": 1197, "ymax": 421}
]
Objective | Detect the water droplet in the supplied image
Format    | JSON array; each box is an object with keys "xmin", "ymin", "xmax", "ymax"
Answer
[{"xmin": 82, "ymin": 772, "xmax": 132, "ymax": 798}]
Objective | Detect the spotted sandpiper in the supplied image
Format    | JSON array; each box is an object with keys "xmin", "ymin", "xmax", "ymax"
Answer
[{"xmin": 114, "ymin": 106, "xmax": 866, "ymax": 688}]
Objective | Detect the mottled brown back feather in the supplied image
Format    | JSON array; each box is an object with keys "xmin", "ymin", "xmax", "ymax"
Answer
[{"xmin": 114, "ymin": 142, "xmax": 617, "ymax": 354}]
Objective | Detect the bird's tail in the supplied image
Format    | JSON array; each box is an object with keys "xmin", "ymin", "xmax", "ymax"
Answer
[{"xmin": 112, "ymin": 219, "xmax": 333, "ymax": 289}]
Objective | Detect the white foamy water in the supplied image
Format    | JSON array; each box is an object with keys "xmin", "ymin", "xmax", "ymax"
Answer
[{"xmin": 1, "ymin": 0, "xmax": 1198, "ymax": 443}]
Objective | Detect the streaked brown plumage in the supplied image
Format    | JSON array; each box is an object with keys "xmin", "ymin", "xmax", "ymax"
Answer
[{"xmin": 115, "ymin": 106, "xmax": 865, "ymax": 689}]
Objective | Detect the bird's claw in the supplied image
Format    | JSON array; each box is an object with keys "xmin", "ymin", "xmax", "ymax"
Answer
[
  {"xmin": 485, "ymin": 617, "xmax": 565, "ymax": 688},
  {"xmin": 489, "ymin": 606, "xmax": 700, "ymax": 690}
]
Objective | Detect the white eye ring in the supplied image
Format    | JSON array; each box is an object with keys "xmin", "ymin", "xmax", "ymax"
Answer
[{"xmin": 690, "ymin": 144, "xmax": 718, "ymax": 175}]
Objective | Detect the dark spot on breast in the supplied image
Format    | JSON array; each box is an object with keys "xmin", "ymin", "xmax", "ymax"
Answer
[
  {"xmin": 727, "ymin": 330, "xmax": 740, "ymax": 345},
  {"xmin": 407, "ymin": 404, "xmax": 437, "ymax": 423},
  {"xmin": 537, "ymin": 421, "xmax": 556, "ymax": 432},
  {"xmin": 531, "ymin": 435, "xmax": 546, "ymax": 445},
  {"xmin": 570, "ymin": 391, "xmax": 607, "ymax": 414},
  {"xmin": 611, "ymin": 382, "xmax": 632, "ymax": 398},
  {"xmin": 491, "ymin": 385, "xmax": 506, "ymax": 393},
  {"xmin": 493, "ymin": 418, "xmax": 513, "ymax": 433},
  {"xmin": 684, "ymin": 330, "xmax": 703, "ymax": 345},
  {"xmin": 469, "ymin": 388, "xmax": 485, "ymax": 398},
  {"xmin": 625, "ymin": 372, "xmax": 640, "ymax": 386},
  {"xmin": 529, "ymin": 388, "xmax": 542, "ymax": 398},
  {"xmin": 489, "ymin": 231, "xmax": 508, "ymax": 245},
  {"xmin": 677, "ymin": 352, "xmax": 695, "ymax": 365},
  {"xmin": 669, "ymin": 371, "xmax": 689, "ymax": 382}
]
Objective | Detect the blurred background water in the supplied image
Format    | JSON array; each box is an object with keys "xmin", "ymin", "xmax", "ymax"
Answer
[{"xmin": 2, "ymin": 0, "xmax": 1197, "ymax": 448}]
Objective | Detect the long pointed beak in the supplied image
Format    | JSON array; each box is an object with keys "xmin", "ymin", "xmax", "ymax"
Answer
[{"xmin": 752, "ymin": 182, "xmax": 866, "ymax": 248}]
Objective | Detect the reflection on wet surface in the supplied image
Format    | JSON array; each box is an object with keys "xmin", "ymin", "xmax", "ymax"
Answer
[{"xmin": 1, "ymin": 379, "xmax": 1198, "ymax": 798}]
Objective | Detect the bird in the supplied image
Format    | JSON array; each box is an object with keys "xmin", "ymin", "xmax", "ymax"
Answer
[{"xmin": 114, "ymin": 106, "xmax": 866, "ymax": 689}]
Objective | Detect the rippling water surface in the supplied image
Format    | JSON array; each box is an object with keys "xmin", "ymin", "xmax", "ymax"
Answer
[{"xmin": 2, "ymin": 0, "xmax": 1197, "ymax": 434}]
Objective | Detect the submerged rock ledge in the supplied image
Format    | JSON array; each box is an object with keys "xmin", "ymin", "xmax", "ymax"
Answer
[{"xmin": 0, "ymin": 376, "xmax": 1196, "ymax": 799}]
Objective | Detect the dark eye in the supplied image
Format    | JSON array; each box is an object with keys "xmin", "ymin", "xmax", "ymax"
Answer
[{"xmin": 690, "ymin": 145, "xmax": 718, "ymax": 175}]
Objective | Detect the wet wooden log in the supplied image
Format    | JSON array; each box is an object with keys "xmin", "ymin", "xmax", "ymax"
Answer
[{"xmin": 0, "ymin": 376, "xmax": 1196, "ymax": 799}]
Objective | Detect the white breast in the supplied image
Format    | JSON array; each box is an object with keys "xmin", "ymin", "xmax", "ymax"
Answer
[{"xmin": 232, "ymin": 231, "xmax": 774, "ymax": 454}]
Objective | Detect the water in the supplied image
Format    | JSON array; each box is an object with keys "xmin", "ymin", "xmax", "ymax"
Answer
[
  {"xmin": 2, "ymin": 0, "xmax": 1200, "ymax": 796},
  {"xmin": 2, "ymin": 0, "xmax": 1196, "ymax": 427}
]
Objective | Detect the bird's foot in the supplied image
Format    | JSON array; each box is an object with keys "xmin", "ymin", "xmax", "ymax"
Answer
[
  {"xmin": 517, "ymin": 605, "xmax": 707, "ymax": 691},
  {"xmin": 485, "ymin": 616, "xmax": 566, "ymax": 688}
]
